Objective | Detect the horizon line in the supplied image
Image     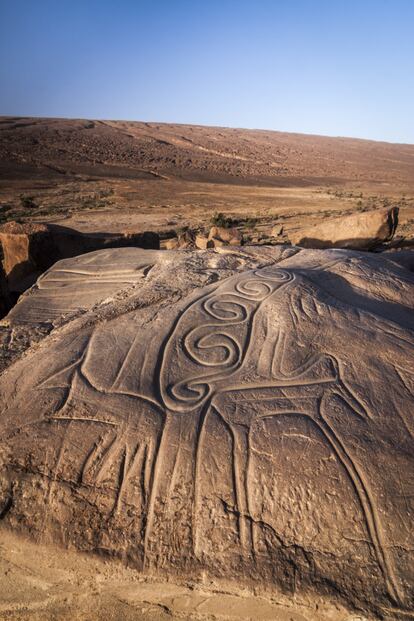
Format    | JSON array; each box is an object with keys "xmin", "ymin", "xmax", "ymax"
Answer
[{"xmin": 1, "ymin": 113, "xmax": 413, "ymax": 148}]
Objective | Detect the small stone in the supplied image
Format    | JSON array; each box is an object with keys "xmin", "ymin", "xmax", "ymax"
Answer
[
  {"xmin": 271, "ymin": 224, "xmax": 283, "ymax": 237},
  {"xmin": 165, "ymin": 238, "xmax": 179, "ymax": 250}
]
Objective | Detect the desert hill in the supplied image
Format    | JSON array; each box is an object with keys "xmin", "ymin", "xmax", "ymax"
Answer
[
  {"xmin": 1, "ymin": 116, "xmax": 414, "ymax": 186},
  {"xmin": 1, "ymin": 116, "xmax": 414, "ymax": 243}
]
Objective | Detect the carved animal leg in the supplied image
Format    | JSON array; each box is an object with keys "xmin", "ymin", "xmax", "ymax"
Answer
[
  {"xmin": 229, "ymin": 422, "xmax": 254, "ymax": 555},
  {"xmin": 143, "ymin": 425, "xmax": 166, "ymax": 568},
  {"xmin": 335, "ymin": 377, "xmax": 369, "ymax": 420},
  {"xmin": 315, "ymin": 410, "xmax": 403, "ymax": 606},
  {"xmin": 208, "ymin": 397, "xmax": 253, "ymax": 553},
  {"xmin": 193, "ymin": 405, "xmax": 209, "ymax": 559}
]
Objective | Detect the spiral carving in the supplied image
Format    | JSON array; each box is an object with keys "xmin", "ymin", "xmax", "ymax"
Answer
[
  {"xmin": 184, "ymin": 328, "xmax": 241, "ymax": 368},
  {"xmin": 168, "ymin": 377, "xmax": 211, "ymax": 406},
  {"xmin": 160, "ymin": 265, "xmax": 295, "ymax": 411},
  {"xmin": 234, "ymin": 278, "xmax": 273, "ymax": 299},
  {"xmin": 203, "ymin": 296, "xmax": 248, "ymax": 322},
  {"xmin": 253, "ymin": 267, "xmax": 292, "ymax": 282}
]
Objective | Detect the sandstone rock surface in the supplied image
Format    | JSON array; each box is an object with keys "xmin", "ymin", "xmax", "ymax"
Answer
[
  {"xmin": 208, "ymin": 226, "xmax": 242, "ymax": 247},
  {"xmin": 0, "ymin": 245, "xmax": 413, "ymax": 618},
  {"xmin": 195, "ymin": 234, "xmax": 213, "ymax": 250},
  {"xmin": 0, "ymin": 221, "xmax": 159, "ymax": 297},
  {"xmin": 271, "ymin": 224, "xmax": 284, "ymax": 237},
  {"xmin": 290, "ymin": 206, "xmax": 399, "ymax": 249}
]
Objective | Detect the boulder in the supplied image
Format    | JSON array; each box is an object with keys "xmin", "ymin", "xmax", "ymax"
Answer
[
  {"xmin": 209, "ymin": 237, "xmax": 226, "ymax": 248},
  {"xmin": 289, "ymin": 207, "xmax": 398, "ymax": 249},
  {"xmin": 195, "ymin": 234, "xmax": 213, "ymax": 250},
  {"xmin": 0, "ymin": 221, "xmax": 159, "ymax": 295},
  {"xmin": 0, "ymin": 256, "xmax": 11, "ymax": 319},
  {"xmin": 271, "ymin": 224, "xmax": 284, "ymax": 237},
  {"xmin": 208, "ymin": 226, "xmax": 242, "ymax": 244},
  {"xmin": 4, "ymin": 247, "xmax": 162, "ymax": 325},
  {"xmin": 165, "ymin": 238, "xmax": 179, "ymax": 250},
  {"xmin": 175, "ymin": 230, "xmax": 195, "ymax": 249},
  {"xmin": 228, "ymin": 236, "xmax": 241, "ymax": 246},
  {"xmin": 0, "ymin": 245, "xmax": 413, "ymax": 618}
]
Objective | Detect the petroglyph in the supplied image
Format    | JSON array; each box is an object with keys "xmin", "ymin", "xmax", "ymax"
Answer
[{"xmin": 0, "ymin": 246, "xmax": 413, "ymax": 617}]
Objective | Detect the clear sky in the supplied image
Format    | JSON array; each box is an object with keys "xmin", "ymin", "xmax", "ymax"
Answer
[{"xmin": 1, "ymin": 0, "xmax": 413, "ymax": 143}]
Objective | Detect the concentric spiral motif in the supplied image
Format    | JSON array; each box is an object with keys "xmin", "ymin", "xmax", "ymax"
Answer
[
  {"xmin": 202, "ymin": 296, "xmax": 248, "ymax": 322},
  {"xmin": 159, "ymin": 265, "xmax": 294, "ymax": 412},
  {"xmin": 184, "ymin": 328, "xmax": 241, "ymax": 368},
  {"xmin": 234, "ymin": 279, "xmax": 273, "ymax": 299}
]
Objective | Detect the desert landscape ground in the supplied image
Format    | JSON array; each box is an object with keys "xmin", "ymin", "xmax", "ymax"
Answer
[
  {"xmin": 0, "ymin": 117, "xmax": 414, "ymax": 621},
  {"xmin": 0, "ymin": 116, "xmax": 414, "ymax": 243}
]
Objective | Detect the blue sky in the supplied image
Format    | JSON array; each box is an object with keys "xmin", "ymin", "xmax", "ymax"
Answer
[{"xmin": 1, "ymin": 0, "xmax": 413, "ymax": 143}]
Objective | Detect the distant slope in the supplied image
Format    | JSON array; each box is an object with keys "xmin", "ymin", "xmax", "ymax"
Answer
[{"xmin": 1, "ymin": 116, "xmax": 414, "ymax": 188}]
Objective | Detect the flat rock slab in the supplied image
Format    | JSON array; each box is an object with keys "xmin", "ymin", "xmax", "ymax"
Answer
[
  {"xmin": 0, "ymin": 245, "xmax": 413, "ymax": 619},
  {"xmin": 0, "ymin": 220, "xmax": 160, "ymax": 297},
  {"xmin": 4, "ymin": 248, "xmax": 162, "ymax": 324}
]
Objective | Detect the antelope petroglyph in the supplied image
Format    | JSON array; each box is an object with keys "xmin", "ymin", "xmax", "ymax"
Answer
[{"xmin": 38, "ymin": 264, "xmax": 403, "ymax": 604}]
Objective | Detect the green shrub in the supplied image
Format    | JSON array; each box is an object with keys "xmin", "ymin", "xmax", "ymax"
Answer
[
  {"xmin": 20, "ymin": 195, "xmax": 37, "ymax": 210},
  {"xmin": 210, "ymin": 212, "xmax": 234, "ymax": 228},
  {"xmin": 244, "ymin": 217, "xmax": 258, "ymax": 228}
]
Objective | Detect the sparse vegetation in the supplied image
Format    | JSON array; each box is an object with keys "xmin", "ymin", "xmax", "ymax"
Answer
[
  {"xmin": 210, "ymin": 212, "xmax": 235, "ymax": 228},
  {"xmin": 20, "ymin": 195, "xmax": 38, "ymax": 210},
  {"xmin": 244, "ymin": 217, "xmax": 258, "ymax": 229}
]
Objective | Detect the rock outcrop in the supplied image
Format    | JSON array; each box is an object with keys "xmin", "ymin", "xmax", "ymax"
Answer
[
  {"xmin": 0, "ymin": 257, "xmax": 11, "ymax": 318},
  {"xmin": 289, "ymin": 206, "xmax": 399, "ymax": 249},
  {"xmin": 0, "ymin": 245, "xmax": 413, "ymax": 618},
  {"xmin": 0, "ymin": 221, "xmax": 159, "ymax": 299},
  {"xmin": 166, "ymin": 226, "xmax": 243, "ymax": 251},
  {"xmin": 208, "ymin": 225, "xmax": 242, "ymax": 247}
]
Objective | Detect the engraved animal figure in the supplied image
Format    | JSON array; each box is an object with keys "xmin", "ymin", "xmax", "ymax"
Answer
[
  {"xmin": 35, "ymin": 264, "xmax": 404, "ymax": 604},
  {"xmin": 39, "ymin": 348, "xmax": 165, "ymax": 551},
  {"xmin": 206, "ymin": 360, "xmax": 402, "ymax": 605},
  {"xmin": 159, "ymin": 265, "xmax": 403, "ymax": 605}
]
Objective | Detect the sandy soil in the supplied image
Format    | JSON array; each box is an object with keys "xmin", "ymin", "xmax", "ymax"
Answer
[{"xmin": 0, "ymin": 528, "xmax": 371, "ymax": 621}]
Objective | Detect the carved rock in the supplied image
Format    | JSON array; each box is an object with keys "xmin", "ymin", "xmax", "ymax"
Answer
[
  {"xmin": 289, "ymin": 207, "xmax": 399, "ymax": 249},
  {"xmin": 0, "ymin": 221, "xmax": 159, "ymax": 295},
  {"xmin": 0, "ymin": 245, "xmax": 413, "ymax": 618}
]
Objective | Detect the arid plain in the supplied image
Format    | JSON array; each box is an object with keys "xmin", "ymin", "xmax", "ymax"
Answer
[{"xmin": 1, "ymin": 116, "xmax": 414, "ymax": 242}]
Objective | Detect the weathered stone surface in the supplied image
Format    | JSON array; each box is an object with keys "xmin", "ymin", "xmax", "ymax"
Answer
[
  {"xmin": 0, "ymin": 245, "xmax": 413, "ymax": 618},
  {"xmin": 271, "ymin": 224, "xmax": 284, "ymax": 237},
  {"xmin": 4, "ymin": 248, "xmax": 162, "ymax": 325},
  {"xmin": 0, "ymin": 221, "xmax": 159, "ymax": 295},
  {"xmin": 209, "ymin": 237, "xmax": 226, "ymax": 248},
  {"xmin": 165, "ymin": 238, "xmax": 180, "ymax": 250},
  {"xmin": 290, "ymin": 207, "xmax": 399, "ymax": 249},
  {"xmin": 208, "ymin": 226, "xmax": 242, "ymax": 244},
  {"xmin": 195, "ymin": 234, "xmax": 213, "ymax": 250},
  {"xmin": 0, "ymin": 258, "xmax": 11, "ymax": 319}
]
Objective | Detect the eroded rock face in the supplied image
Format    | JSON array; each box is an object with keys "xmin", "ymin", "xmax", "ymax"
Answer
[
  {"xmin": 0, "ymin": 245, "xmax": 413, "ymax": 618},
  {"xmin": 290, "ymin": 206, "xmax": 399, "ymax": 249},
  {"xmin": 0, "ymin": 221, "xmax": 160, "ymax": 297}
]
